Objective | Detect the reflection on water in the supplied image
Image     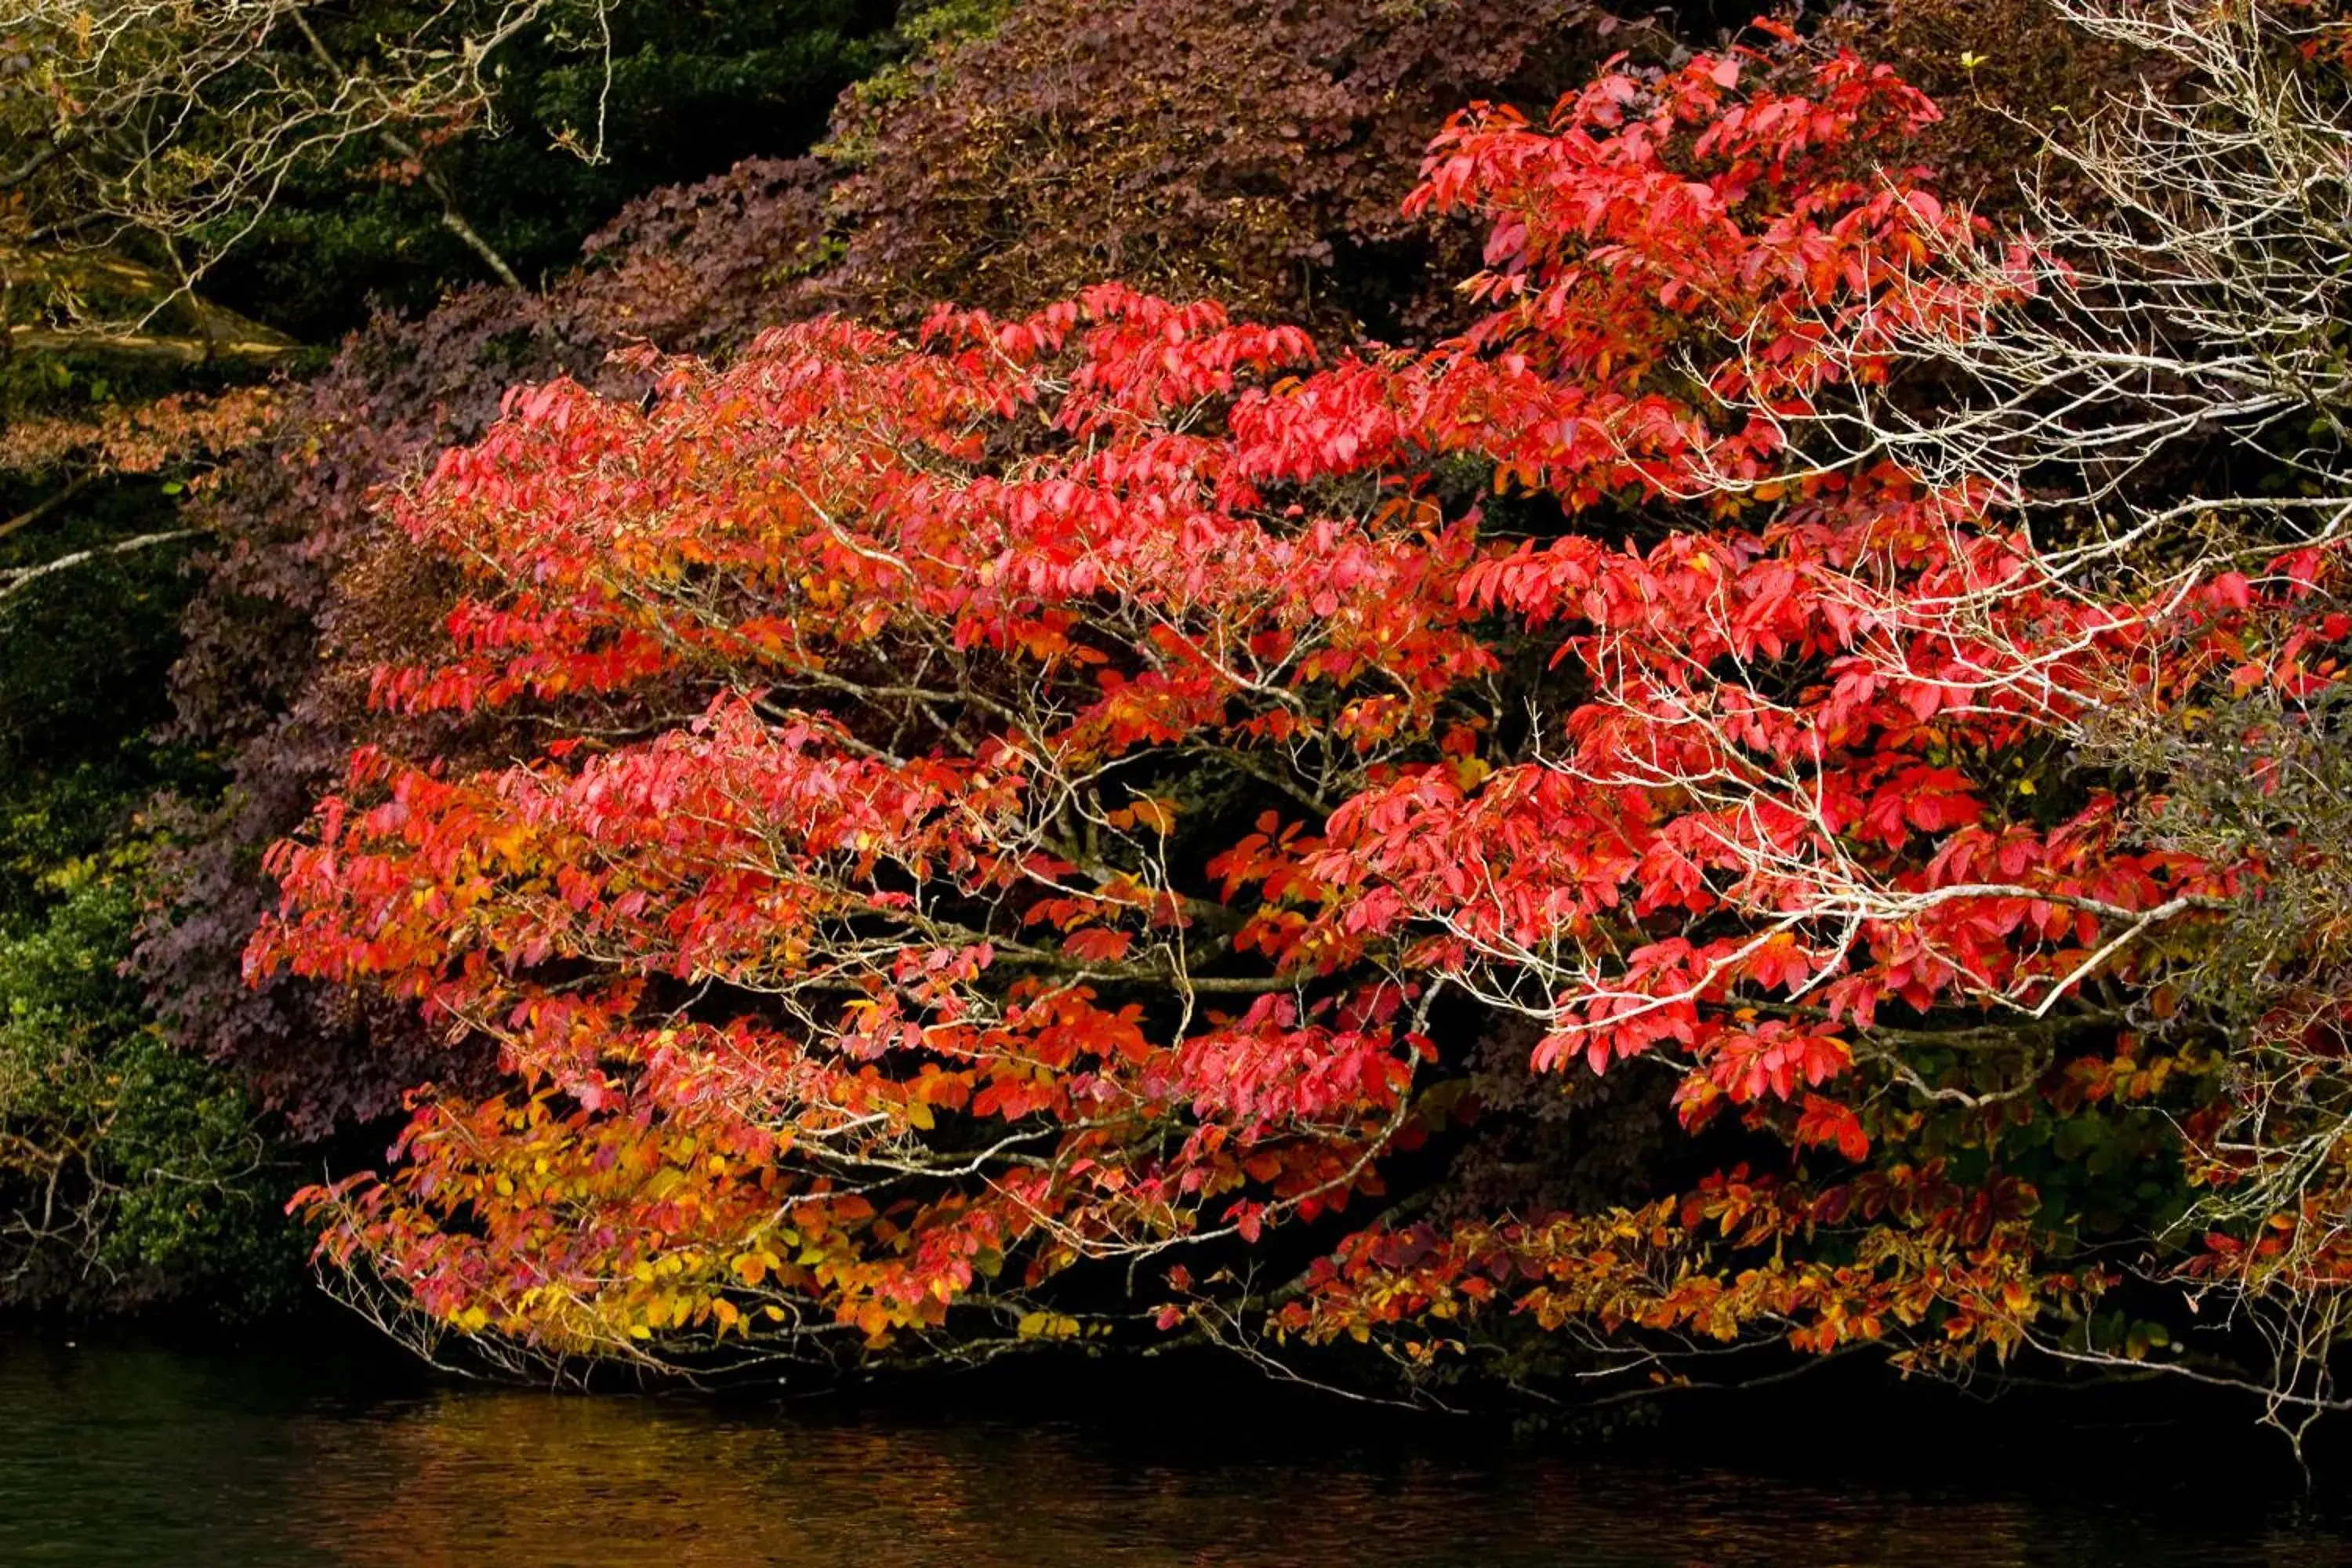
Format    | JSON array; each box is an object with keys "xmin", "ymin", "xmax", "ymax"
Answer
[{"xmin": 0, "ymin": 1329, "xmax": 2343, "ymax": 1567}]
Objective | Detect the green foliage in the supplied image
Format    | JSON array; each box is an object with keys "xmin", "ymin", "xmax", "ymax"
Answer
[
  {"xmin": 199, "ymin": 0, "xmax": 897, "ymax": 339},
  {"xmin": 835, "ymin": 0, "xmax": 1022, "ymax": 115},
  {"xmin": 0, "ymin": 495, "xmax": 189, "ymax": 754},
  {"xmin": 0, "ymin": 473, "xmax": 201, "ymax": 909},
  {"xmin": 0, "ymin": 858, "xmax": 301, "ymax": 1315},
  {"xmin": 0, "ymin": 439, "xmax": 283, "ymax": 1317}
]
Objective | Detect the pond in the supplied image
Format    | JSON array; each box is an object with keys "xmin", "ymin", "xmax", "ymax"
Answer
[{"xmin": 0, "ymin": 1325, "xmax": 2346, "ymax": 1566}]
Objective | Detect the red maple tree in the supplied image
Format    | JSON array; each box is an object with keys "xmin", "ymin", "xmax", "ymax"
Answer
[{"xmin": 248, "ymin": 31, "xmax": 2349, "ymax": 1406}]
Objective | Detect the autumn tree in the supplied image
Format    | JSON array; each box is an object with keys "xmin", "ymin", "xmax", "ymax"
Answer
[
  {"xmin": 230, "ymin": 18, "xmax": 2352, "ymax": 1447},
  {"xmin": 132, "ymin": 185, "xmax": 853, "ymax": 1136},
  {"xmin": 141, "ymin": 0, "xmax": 1626, "ymax": 1138}
]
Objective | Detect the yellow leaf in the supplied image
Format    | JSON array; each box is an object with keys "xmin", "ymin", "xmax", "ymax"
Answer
[{"xmin": 1127, "ymin": 797, "xmax": 1178, "ymax": 836}]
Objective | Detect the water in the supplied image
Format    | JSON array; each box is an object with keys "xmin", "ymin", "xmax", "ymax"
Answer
[{"xmin": 0, "ymin": 1327, "xmax": 2347, "ymax": 1566}]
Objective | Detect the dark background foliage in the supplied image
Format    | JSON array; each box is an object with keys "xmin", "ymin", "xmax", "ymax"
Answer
[
  {"xmin": 810, "ymin": 0, "xmax": 1632, "ymax": 337},
  {"xmin": 198, "ymin": 0, "xmax": 901, "ymax": 340}
]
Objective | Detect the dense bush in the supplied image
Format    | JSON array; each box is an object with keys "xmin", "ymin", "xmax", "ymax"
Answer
[
  {"xmin": 811, "ymin": 0, "xmax": 1631, "ymax": 336},
  {"xmin": 0, "ymin": 858, "xmax": 299, "ymax": 1313}
]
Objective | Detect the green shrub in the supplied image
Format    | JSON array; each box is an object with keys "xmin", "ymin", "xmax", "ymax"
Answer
[{"xmin": 0, "ymin": 857, "xmax": 300, "ymax": 1315}]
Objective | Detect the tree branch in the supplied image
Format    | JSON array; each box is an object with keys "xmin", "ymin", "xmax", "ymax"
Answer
[
  {"xmin": 0, "ymin": 474, "xmax": 97, "ymax": 544},
  {"xmin": 285, "ymin": 3, "xmax": 525, "ymax": 292},
  {"xmin": 0, "ymin": 528, "xmax": 196, "ymax": 602}
]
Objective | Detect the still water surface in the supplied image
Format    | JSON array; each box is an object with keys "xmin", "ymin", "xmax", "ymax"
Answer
[{"xmin": 0, "ymin": 1327, "xmax": 2347, "ymax": 1567}]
